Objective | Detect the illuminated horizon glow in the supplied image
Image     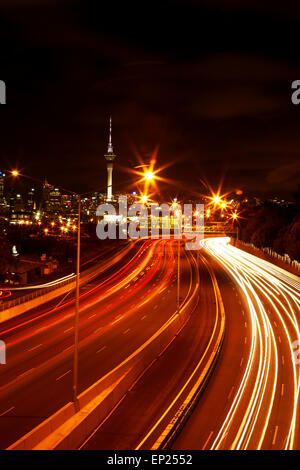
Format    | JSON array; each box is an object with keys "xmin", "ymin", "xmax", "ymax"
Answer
[{"xmin": 202, "ymin": 237, "xmax": 300, "ymax": 450}]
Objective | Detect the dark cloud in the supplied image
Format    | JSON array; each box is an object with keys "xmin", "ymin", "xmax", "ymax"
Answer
[{"xmin": 0, "ymin": 1, "xmax": 300, "ymax": 199}]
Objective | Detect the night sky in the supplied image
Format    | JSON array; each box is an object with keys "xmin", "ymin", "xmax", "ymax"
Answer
[{"xmin": 1, "ymin": 0, "xmax": 300, "ymax": 200}]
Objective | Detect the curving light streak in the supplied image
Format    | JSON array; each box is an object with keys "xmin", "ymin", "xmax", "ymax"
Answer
[
  {"xmin": 4, "ymin": 273, "xmax": 76, "ymax": 290},
  {"xmin": 0, "ymin": 239, "xmax": 179, "ymax": 395},
  {"xmin": 201, "ymin": 237, "xmax": 300, "ymax": 450}
]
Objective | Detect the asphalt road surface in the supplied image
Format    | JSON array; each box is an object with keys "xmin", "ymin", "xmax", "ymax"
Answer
[
  {"xmin": 0, "ymin": 238, "xmax": 191, "ymax": 449},
  {"xmin": 172, "ymin": 237, "xmax": 300, "ymax": 450}
]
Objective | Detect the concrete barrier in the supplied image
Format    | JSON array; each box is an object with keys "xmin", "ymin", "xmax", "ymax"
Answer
[
  {"xmin": 154, "ymin": 253, "xmax": 226, "ymax": 449},
  {"xmin": 8, "ymin": 250, "xmax": 199, "ymax": 450}
]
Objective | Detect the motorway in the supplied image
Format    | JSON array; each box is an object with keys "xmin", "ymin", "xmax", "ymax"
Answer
[
  {"xmin": 0, "ymin": 238, "xmax": 193, "ymax": 449},
  {"xmin": 80, "ymin": 249, "xmax": 222, "ymax": 450},
  {"xmin": 172, "ymin": 237, "xmax": 300, "ymax": 450},
  {"xmin": 2, "ymin": 235, "xmax": 300, "ymax": 450}
]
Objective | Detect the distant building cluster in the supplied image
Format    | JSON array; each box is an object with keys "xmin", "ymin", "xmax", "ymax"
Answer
[
  {"xmin": 0, "ymin": 171, "xmax": 106, "ymax": 226},
  {"xmin": 0, "ymin": 170, "xmax": 140, "ymax": 231}
]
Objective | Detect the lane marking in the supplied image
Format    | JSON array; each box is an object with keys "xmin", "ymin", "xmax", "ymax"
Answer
[
  {"xmin": 272, "ymin": 426, "xmax": 279, "ymax": 446},
  {"xmin": 56, "ymin": 370, "xmax": 71, "ymax": 381},
  {"xmin": 96, "ymin": 346, "xmax": 107, "ymax": 354},
  {"xmin": 123, "ymin": 328, "xmax": 130, "ymax": 334},
  {"xmin": 64, "ymin": 327, "xmax": 74, "ymax": 333},
  {"xmin": 227, "ymin": 386, "xmax": 235, "ymax": 400},
  {"xmin": 281, "ymin": 384, "xmax": 284, "ymax": 397},
  {"xmin": 141, "ymin": 315, "xmax": 147, "ymax": 320},
  {"xmin": 18, "ymin": 368, "xmax": 34, "ymax": 378},
  {"xmin": 0, "ymin": 406, "xmax": 15, "ymax": 417},
  {"xmin": 281, "ymin": 355, "xmax": 285, "ymax": 366},
  {"xmin": 94, "ymin": 327, "xmax": 103, "ymax": 334},
  {"xmin": 202, "ymin": 431, "xmax": 214, "ymax": 450},
  {"xmin": 88, "ymin": 314, "xmax": 96, "ymax": 319},
  {"xmin": 28, "ymin": 344, "xmax": 42, "ymax": 352},
  {"xmin": 111, "ymin": 315, "xmax": 122, "ymax": 325},
  {"xmin": 240, "ymin": 357, "xmax": 244, "ymax": 367}
]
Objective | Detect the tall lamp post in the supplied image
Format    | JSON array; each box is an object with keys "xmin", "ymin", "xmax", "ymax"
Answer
[
  {"xmin": 72, "ymin": 195, "xmax": 81, "ymax": 404},
  {"xmin": 177, "ymin": 237, "xmax": 180, "ymax": 314}
]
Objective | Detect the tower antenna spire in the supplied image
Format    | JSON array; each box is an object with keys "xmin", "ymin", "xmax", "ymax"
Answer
[
  {"xmin": 107, "ymin": 115, "xmax": 114, "ymax": 154},
  {"xmin": 104, "ymin": 115, "xmax": 117, "ymax": 202}
]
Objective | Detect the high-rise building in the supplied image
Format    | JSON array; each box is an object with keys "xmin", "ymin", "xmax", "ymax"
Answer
[
  {"xmin": 0, "ymin": 171, "xmax": 5, "ymax": 201},
  {"xmin": 27, "ymin": 187, "xmax": 35, "ymax": 213},
  {"xmin": 48, "ymin": 187, "xmax": 62, "ymax": 214},
  {"xmin": 42, "ymin": 177, "xmax": 52, "ymax": 213},
  {"xmin": 104, "ymin": 116, "xmax": 117, "ymax": 202}
]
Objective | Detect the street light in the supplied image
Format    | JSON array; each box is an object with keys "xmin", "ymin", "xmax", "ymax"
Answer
[
  {"xmin": 140, "ymin": 195, "xmax": 148, "ymax": 204},
  {"xmin": 144, "ymin": 171, "xmax": 154, "ymax": 181},
  {"xmin": 213, "ymin": 195, "xmax": 221, "ymax": 204}
]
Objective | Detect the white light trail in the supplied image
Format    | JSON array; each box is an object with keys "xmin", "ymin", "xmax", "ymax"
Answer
[{"xmin": 202, "ymin": 237, "xmax": 300, "ymax": 450}]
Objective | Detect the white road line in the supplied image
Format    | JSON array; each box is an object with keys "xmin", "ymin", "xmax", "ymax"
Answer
[
  {"xmin": 18, "ymin": 368, "xmax": 34, "ymax": 378},
  {"xmin": 202, "ymin": 431, "xmax": 214, "ymax": 450},
  {"xmin": 88, "ymin": 314, "xmax": 96, "ymax": 319},
  {"xmin": 56, "ymin": 370, "xmax": 71, "ymax": 381},
  {"xmin": 0, "ymin": 406, "xmax": 15, "ymax": 417},
  {"xmin": 123, "ymin": 328, "xmax": 130, "ymax": 334},
  {"xmin": 28, "ymin": 344, "xmax": 42, "ymax": 352},
  {"xmin": 96, "ymin": 346, "xmax": 107, "ymax": 354},
  {"xmin": 141, "ymin": 315, "xmax": 147, "ymax": 320},
  {"xmin": 94, "ymin": 327, "xmax": 103, "ymax": 334},
  {"xmin": 227, "ymin": 386, "xmax": 235, "ymax": 400},
  {"xmin": 64, "ymin": 327, "xmax": 74, "ymax": 333},
  {"xmin": 281, "ymin": 384, "xmax": 284, "ymax": 397},
  {"xmin": 111, "ymin": 315, "xmax": 122, "ymax": 325},
  {"xmin": 272, "ymin": 426, "xmax": 279, "ymax": 446}
]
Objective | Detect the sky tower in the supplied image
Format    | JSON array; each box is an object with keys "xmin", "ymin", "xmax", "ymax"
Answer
[{"xmin": 104, "ymin": 116, "xmax": 116, "ymax": 202}]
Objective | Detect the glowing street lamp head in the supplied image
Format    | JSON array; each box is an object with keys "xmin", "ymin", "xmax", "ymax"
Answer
[
  {"xmin": 232, "ymin": 212, "xmax": 238, "ymax": 220},
  {"xmin": 141, "ymin": 195, "xmax": 148, "ymax": 204},
  {"xmin": 213, "ymin": 195, "xmax": 221, "ymax": 204},
  {"xmin": 144, "ymin": 171, "xmax": 154, "ymax": 181},
  {"xmin": 11, "ymin": 170, "xmax": 20, "ymax": 177}
]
